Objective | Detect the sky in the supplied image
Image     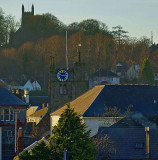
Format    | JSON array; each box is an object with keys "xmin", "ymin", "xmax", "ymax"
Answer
[{"xmin": 0, "ymin": 0, "xmax": 158, "ymax": 43}]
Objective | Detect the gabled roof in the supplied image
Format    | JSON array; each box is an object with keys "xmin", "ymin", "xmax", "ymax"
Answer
[
  {"xmin": 110, "ymin": 116, "xmax": 143, "ymax": 128},
  {"xmin": 29, "ymin": 96, "xmax": 48, "ymax": 107},
  {"xmin": 0, "ymin": 87, "xmax": 27, "ymax": 106},
  {"xmin": 51, "ymin": 85, "xmax": 158, "ymax": 117},
  {"xmin": 51, "ymin": 85, "xmax": 104, "ymax": 116},
  {"xmin": 29, "ymin": 107, "xmax": 48, "ymax": 118}
]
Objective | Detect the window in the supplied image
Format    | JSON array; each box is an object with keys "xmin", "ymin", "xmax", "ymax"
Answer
[
  {"xmin": 1, "ymin": 109, "xmax": 4, "ymax": 121},
  {"xmin": 60, "ymin": 85, "xmax": 63, "ymax": 95},
  {"xmin": 63, "ymin": 84, "xmax": 67, "ymax": 95},
  {"xmin": 5, "ymin": 109, "xmax": 10, "ymax": 121},
  {"xmin": 10, "ymin": 110, "xmax": 14, "ymax": 121},
  {"xmin": 60, "ymin": 84, "xmax": 67, "ymax": 95},
  {"xmin": 7, "ymin": 130, "xmax": 12, "ymax": 137},
  {"xmin": 1, "ymin": 108, "xmax": 14, "ymax": 121}
]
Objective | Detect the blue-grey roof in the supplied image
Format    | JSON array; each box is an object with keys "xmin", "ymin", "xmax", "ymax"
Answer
[
  {"xmin": 0, "ymin": 87, "xmax": 27, "ymax": 106},
  {"xmin": 29, "ymin": 96, "xmax": 48, "ymax": 107},
  {"xmin": 84, "ymin": 85, "xmax": 158, "ymax": 117},
  {"xmin": 97, "ymin": 127, "xmax": 158, "ymax": 159},
  {"xmin": 94, "ymin": 68, "xmax": 119, "ymax": 77}
]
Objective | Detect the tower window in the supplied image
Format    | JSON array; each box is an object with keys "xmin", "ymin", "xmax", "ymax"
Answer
[
  {"xmin": 60, "ymin": 84, "xmax": 67, "ymax": 95},
  {"xmin": 60, "ymin": 84, "xmax": 63, "ymax": 95},
  {"xmin": 63, "ymin": 84, "xmax": 67, "ymax": 95}
]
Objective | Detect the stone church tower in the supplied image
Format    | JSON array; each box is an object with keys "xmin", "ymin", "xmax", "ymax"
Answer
[
  {"xmin": 49, "ymin": 51, "xmax": 89, "ymax": 113},
  {"xmin": 21, "ymin": 4, "xmax": 34, "ymax": 27}
]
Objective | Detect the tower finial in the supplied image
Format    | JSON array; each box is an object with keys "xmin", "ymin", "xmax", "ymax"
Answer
[
  {"xmin": 77, "ymin": 44, "xmax": 81, "ymax": 64},
  {"xmin": 32, "ymin": 4, "xmax": 34, "ymax": 15},
  {"xmin": 53, "ymin": 57, "xmax": 55, "ymax": 68},
  {"xmin": 22, "ymin": 4, "xmax": 24, "ymax": 14},
  {"xmin": 50, "ymin": 56, "xmax": 55, "ymax": 71}
]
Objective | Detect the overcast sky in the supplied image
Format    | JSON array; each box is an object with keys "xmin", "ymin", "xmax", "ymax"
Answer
[{"xmin": 0, "ymin": 0, "xmax": 158, "ymax": 43}]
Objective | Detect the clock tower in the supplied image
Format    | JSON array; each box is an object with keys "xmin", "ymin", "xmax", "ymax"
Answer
[
  {"xmin": 49, "ymin": 47, "xmax": 89, "ymax": 113},
  {"xmin": 48, "ymin": 56, "xmax": 74, "ymax": 113}
]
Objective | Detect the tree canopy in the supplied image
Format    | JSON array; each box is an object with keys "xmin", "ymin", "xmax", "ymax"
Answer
[
  {"xmin": 139, "ymin": 58, "xmax": 155, "ymax": 84},
  {"xmin": 19, "ymin": 141, "xmax": 51, "ymax": 160},
  {"xmin": 49, "ymin": 104, "xmax": 96, "ymax": 160}
]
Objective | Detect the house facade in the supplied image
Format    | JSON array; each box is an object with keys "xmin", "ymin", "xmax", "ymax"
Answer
[
  {"xmin": 126, "ymin": 64, "xmax": 141, "ymax": 80},
  {"xmin": 0, "ymin": 87, "xmax": 28, "ymax": 160},
  {"xmin": 23, "ymin": 80, "xmax": 41, "ymax": 91},
  {"xmin": 89, "ymin": 69, "xmax": 120, "ymax": 89}
]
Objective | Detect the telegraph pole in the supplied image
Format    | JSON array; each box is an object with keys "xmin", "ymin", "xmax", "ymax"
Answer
[{"xmin": 15, "ymin": 111, "xmax": 17, "ymax": 153}]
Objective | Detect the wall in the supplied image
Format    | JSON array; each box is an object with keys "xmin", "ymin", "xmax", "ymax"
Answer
[
  {"xmin": 89, "ymin": 76, "xmax": 120, "ymax": 89},
  {"xmin": 26, "ymin": 106, "xmax": 38, "ymax": 122},
  {"xmin": 50, "ymin": 115, "xmax": 60, "ymax": 136},
  {"xmin": 50, "ymin": 115, "xmax": 122, "ymax": 137},
  {"xmin": 83, "ymin": 117, "xmax": 122, "ymax": 136}
]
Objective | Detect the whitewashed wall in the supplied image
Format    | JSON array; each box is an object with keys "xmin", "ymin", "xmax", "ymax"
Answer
[
  {"xmin": 83, "ymin": 117, "xmax": 122, "ymax": 136},
  {"xmin": 50, "ymin": 115, "xmax": 122, "ymax": 137},
  {"xmin": 89, "ymin": 77, "xmax": 120, "ymax": 89}
]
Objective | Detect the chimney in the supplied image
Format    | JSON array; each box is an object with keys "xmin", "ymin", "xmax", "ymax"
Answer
[
  {"xmin": 12, "ymin": 89, "xmax": 15, "ymax": 94},
  {"xmin": 24, "ymin": 88, "xmax": 29, "ymax": 104},
  {"xmin": 17, "ymin": 127, "xmax": 24, "ymax": 154},
  {"xmin": 145, "ymin": 126, "xmax": 150, "ymax": 159},
  {"xmin": 16, "ymin": 89, "xmax": 19, "ymax": 95},
  {"xmin": 42, "ymin": 103, "xmax": 45, "ymax": 109}
]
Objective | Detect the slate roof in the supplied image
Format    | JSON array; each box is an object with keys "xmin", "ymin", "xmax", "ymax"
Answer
[
  {"xmin": 51, "ymin": 85, "xmax": 104, "ymax": 116},
  {"xmin": 51, "ymin": 84, "xmax": 158, "ymax": 117},
  {"xmin": 97, "ymin": 127, "xmax": 158, "ymax": 159},
  {"xmin": 94, "ymin": 69, "xmax": 119, "ymax": 77},
  {"xmin": 29, "ymin": 96, "xmax": 48, "ymax": 107},
  {"xmin": 0, "ymin": 87, "xmax": 27, "ymax": 106},
  {"xmin": 110, "ymin": 117, "xmax": 143, "ymax": 128}
]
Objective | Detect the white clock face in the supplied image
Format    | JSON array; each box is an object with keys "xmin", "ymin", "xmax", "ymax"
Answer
[{"xmin": 56, "ymin": 69, "xmax": 69, "ymax": 82}]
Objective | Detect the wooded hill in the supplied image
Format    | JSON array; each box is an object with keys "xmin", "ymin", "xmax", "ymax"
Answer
[{"xmin": 0, "ymin": 9, "xmax": 158, "ymax": 88}]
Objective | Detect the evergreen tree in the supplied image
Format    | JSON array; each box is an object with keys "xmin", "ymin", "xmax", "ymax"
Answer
[
  {"xmin": 19, "ymin": 150, "xmax": 32, "ymax": 160},
  {"xmin": 19, "ymin": 141, "xmax": 51, "ymax": 160},
  {"xmin": 49, "ymin": 104, "xmax": 96, "ymax": 160},
  {"xmin": 139, "ymin": 58, "xmax": 155, "ymax": 84}
]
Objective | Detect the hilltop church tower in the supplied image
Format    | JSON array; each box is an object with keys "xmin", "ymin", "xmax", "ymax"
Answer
[{"xmin": 21, "ymin": 4, "xmax": 34, "ymax": 27}]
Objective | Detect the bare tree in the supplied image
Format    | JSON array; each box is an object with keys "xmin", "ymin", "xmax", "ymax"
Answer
[{"xmin": 94, "ymin": 133, "xmax": 115, "ymax": 160}]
